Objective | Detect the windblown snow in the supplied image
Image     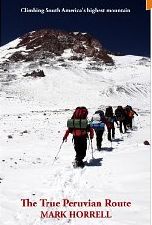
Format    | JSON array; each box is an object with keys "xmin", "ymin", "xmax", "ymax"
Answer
[{"xmin": 0, "ymin": 39, "xmax": 150, "ymax": 225}]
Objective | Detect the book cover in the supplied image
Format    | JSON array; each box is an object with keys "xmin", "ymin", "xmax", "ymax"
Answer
[{"xmin": 0, "ymin": 0, "xmax": 150, "ymax": 225}]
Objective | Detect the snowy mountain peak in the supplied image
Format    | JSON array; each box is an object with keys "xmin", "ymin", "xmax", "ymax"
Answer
[
  {"xmin": 0, "ymin": 29, "xmax": 150, "ymax": 114},
  {"xmin": 1, "ymin": 29, "xmax": 114, "ymax": 64}
]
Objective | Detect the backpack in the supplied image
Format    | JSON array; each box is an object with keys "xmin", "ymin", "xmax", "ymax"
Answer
[
  {"xmin": 67, "ymin": 118, "xmax": 88, "ymax": 129},
  {"xmin": 67, "ymin": 107, "xmax": 89, "ymax": 135},
  {"xmin": 125, "ymin": 106, "xmax": 134, "ymax": 118},
  {"xmin": 126, "ymin": 105, "xmax": 132, "ymax": 111},
  {"xmin": 105, "ymin": 106, "xmax": 113, "ymax": 118},
  {"xmin": 115, "ymin": 106, "xmax": 125, "ymax": 121},
  {"xmin": 128, "ymin": 111, "xmax": 134, "ymax": 118},
  {"xmin": 90, "ymin": 113, "xmax": 105, "ymax": 131},
  {"xmin": 92, "ymin": 114, "xmax": 101, "ymax": 121},
  {"xmin": 72, "ymin": 106, "xmax": 88, "ymax": 119},
  {"xmin": 95, "ymin": 110, "xmax": 104, "ymax": 117}
]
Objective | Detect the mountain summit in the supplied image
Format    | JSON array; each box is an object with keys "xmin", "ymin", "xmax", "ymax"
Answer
[
  {"xmin": 6, "ymin": 29, "xmax": 114, "ymax": 64},
  {"xmin": 0, "ymin": 28, "xmax": 150, "ymax": 112}
]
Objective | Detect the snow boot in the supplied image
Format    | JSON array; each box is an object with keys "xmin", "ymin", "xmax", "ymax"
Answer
[
  {"xmin": 97, "ymin": 146, "xmax": 102, "ymax": 151},
  {"xmin": 73, "ymin": 160, "xmax": 85, "ymax": 168}
]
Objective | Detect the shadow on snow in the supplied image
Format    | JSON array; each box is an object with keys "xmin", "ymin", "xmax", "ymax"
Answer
[
  {"xmin": 85, "ymin": 157, "xmax": 103, "ymax": 167},
  {"xmin": 100, "ymin": 147, "xmax": 114, "ymax": 151},
  {"xmin": 111, "ymin": 138, "xmax": 124, "ymax": 143}
]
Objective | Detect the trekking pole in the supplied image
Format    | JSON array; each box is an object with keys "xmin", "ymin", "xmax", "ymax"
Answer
[
  {"xmin": 52, "ymin": 141, "xmax": 64, "ymax": 166},
  {"xmin": 91, "ymin": 139, "xmax": 94, "ymax": 159},
  {"xmin": 137, "ymin": 115, "xmax": 142, "ymax": 129},
  {"xmin": 88, "ymin": 137, "xmax": 91, "ymax": 151}
]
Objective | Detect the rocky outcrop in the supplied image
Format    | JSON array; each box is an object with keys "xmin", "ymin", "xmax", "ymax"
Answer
[
  {"xmin": 23, "ymin": 70, "xmax": 45, "ymax": 78},
  {"xmin": 8, "ymin": 29, "xmax": 114, "ymax": 65}
]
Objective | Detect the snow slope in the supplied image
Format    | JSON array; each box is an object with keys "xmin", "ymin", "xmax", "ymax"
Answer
[
  {"xmin": 0, "ymin": 40, "xmax": 151, "ymax": 225},
  {"xmin": 0, "ymin": 55, "xmax": 150, "ymax": 113}
]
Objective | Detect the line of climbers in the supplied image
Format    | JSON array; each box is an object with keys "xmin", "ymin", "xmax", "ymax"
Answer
[{"xmin": 63, "ymin": 105, "xmax": 138, "ymax": 167}]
